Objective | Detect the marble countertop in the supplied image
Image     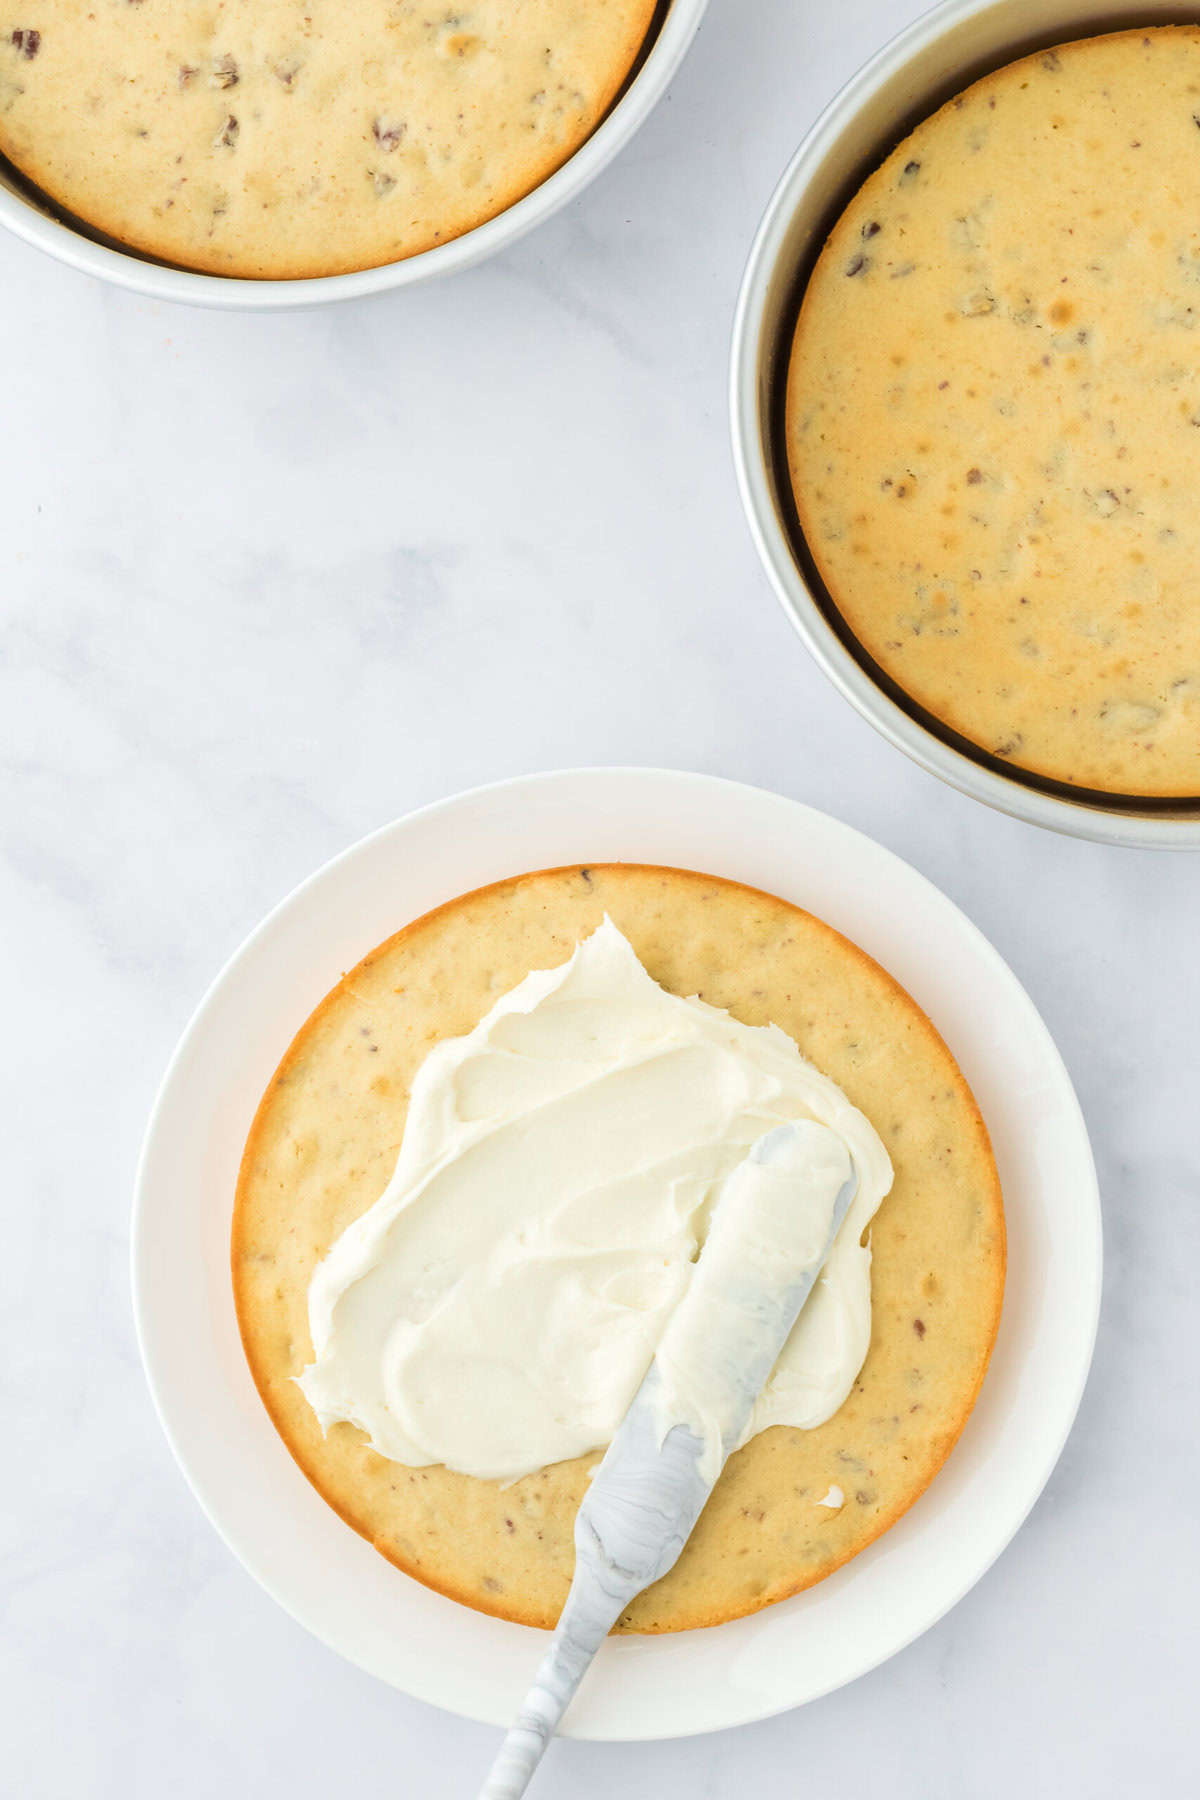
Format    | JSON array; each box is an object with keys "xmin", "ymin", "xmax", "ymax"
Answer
[{"xmin": 5, "ymin": 1, "xmax": 1198, "ymax": 1792}]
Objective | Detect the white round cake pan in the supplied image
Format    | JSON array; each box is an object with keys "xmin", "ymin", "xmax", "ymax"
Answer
[
  {"xmin": 133, "ymin": 768, "xmax": 1101, "ymax": 1739},
  {"xmin": 731, "ymin": 0, "xmax": 1200, "ymax": 850},
  {"xmin": 0, "ymin": 0, "xmax": 705, "ymax": 308}
]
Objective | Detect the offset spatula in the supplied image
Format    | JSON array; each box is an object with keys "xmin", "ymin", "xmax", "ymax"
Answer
[{"xmin": 478, "ymin": 1119, "xmax": 858, "ymax": 1800}]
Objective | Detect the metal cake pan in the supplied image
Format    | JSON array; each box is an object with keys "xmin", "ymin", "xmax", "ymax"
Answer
[
  {"xmin": 732, "ymin": 0, "xmax": 1200, "ymax": 848},
  {"xmin": 0, "ymin": 0, "xmax": 705, "ymax": 309}
]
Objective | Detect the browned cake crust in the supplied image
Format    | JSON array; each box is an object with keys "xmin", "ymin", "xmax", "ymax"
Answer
[{"xmin": 233, "ymin": 864, "xmax": 1005, "ymax": 1631}]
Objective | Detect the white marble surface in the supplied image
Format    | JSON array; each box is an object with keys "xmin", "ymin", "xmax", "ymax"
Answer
[{"xmin": 4, "ymin": 0, "xmax": 1198, "ymax": 1792}]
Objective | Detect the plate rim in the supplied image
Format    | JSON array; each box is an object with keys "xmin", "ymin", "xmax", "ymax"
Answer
[{"xmin": 132, "ymin": 766, "xmax": 1102, "ymax": 1739}]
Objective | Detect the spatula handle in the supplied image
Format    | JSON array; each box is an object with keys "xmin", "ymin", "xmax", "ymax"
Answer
[
  {"xmin": 477, "ymin": 1563, "xmax": 620, "ymax": 1799},
  {"xmin": 478, "ymin": 1400, "xmax": 708, "ymax": 1798}
]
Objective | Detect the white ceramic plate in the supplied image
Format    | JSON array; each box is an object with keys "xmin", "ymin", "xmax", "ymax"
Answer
[{"xmin": 133, "ymin": 768, "xmax": 1101, "ymax": 1739}]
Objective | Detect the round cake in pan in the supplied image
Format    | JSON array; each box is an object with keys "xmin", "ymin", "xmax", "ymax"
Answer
[
  {"xmin": 233, "ymin": 864, "xmax": 1004, "ymax": 1632},
  {"xmin": 0, "ymin": 1, "xmax": 658, "ymax": 278},
  {"xmin": 786, "ymin": 26, "xmax": 1200, "ymax": 798}
]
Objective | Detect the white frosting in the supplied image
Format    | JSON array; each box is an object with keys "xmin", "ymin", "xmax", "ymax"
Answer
[
  {"xmin": 817, "ymin": 1484, "xmax": 845, "ymax": 1509},
  {"xmin": 298, "ymin": 919, "xmax": 893, "ymax": 1483}
]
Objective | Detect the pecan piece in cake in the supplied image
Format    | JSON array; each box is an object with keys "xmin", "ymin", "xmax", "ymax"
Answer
[{"xmin": 372, "ymin": 116, "xmax": 406, "ymax": 151}]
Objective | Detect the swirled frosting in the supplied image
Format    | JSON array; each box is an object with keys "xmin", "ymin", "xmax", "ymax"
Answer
[{"xmin": 298, "ymin": 918, "xmax": 892, "ymax": 1482}]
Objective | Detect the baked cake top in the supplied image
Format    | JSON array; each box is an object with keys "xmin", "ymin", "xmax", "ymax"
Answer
[{"xmin": 787, "ymin": 26, "xmax": 1200, "ymax": 798}]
